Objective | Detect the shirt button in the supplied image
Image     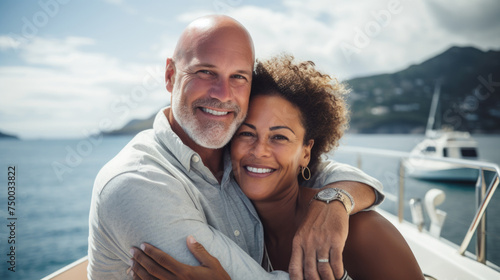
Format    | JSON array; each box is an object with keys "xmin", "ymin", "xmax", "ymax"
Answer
[
  {"xmin": 192, "ymin": 155, "xmax": 200, "ymax": 163},
  {"xmin": 234, "ymin": 230, "xmax": 240, "ymax": 237}
]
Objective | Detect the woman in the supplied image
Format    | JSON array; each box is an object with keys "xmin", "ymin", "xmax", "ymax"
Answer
[
  {"xmin": 130, "ymin": 55, "xmax": 425, "ymax": 279},
  {"xmin": 230, "ymin": 54, "xmax": 349, "ymax": 274}
]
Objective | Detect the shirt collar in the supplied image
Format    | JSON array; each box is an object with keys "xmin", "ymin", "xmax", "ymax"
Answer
[{"xmin": 153, "ymin": 107, "xmax": 198, "ymax": 172}]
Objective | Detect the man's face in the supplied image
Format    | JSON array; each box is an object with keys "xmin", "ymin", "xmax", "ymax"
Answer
[{"xmin": 170, "ymin": 28, "xmax": 254, "ymax": 149}]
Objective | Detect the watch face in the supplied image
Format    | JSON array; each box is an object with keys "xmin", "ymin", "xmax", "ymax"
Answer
[
  {"xmin": 315, "ymin": 188, "xmax": 352, "ymax": 214},
  {"xmin": 318, "ymin": 188, "xmax": 337, "ymax": 200}
]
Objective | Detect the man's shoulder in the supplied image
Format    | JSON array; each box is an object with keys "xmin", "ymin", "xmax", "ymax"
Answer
[
  {"xmin": 93, "ymin": 130, "xmax": 188, "ymax": 196},
  {"xmin": 92, "ymin": 159, "xmax": 199, "ymax": 222}
]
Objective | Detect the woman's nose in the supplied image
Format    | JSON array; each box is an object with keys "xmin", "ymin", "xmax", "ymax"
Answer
[{"xmin": 251, "ymin": 139, "xmax": 271, "ymax": 158}]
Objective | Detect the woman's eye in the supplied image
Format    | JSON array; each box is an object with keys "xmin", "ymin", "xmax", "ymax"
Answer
[
  {"xmin": 272, "ymin": 135, "xmax": 289, "ymax": 141},
  {"xmin": 238, "ymin": 131, "xmax": 254, "ymax": 137}
]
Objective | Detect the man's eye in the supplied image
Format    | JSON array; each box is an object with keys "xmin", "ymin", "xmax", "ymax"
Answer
[
  {"xmin": 197, "ymin": 70, "xmax": 214, "ymax": 78},
  {"xmin": 231, "ymin": 74, "xmax": 249, "ymax": 86},
  {"xmin": 232, "ymin": 74, "xmax": 246, "ymax": 80}
]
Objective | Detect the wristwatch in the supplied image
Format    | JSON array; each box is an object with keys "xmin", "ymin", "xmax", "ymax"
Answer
[{"xmin": 313, "ymin": 188, "xmax": 355, "ymax": 215}]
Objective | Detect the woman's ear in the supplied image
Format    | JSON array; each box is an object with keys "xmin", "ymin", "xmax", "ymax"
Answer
[
  {"xmin": 301, "ymin": 139, "xmax": 314, "ymax": 167},
  {"xmin": 165, "ymin": 58, "xmax": 176, "ymax": 93}
]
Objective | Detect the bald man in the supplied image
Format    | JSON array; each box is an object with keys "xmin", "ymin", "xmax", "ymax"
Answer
[{"xmin": 88, "ymin": 15, "xmax": 384, "ymax": 279}]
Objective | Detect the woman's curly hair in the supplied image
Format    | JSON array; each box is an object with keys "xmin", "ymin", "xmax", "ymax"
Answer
[{"xmin": 251, "ymin": 54, "xmax": 350, "ymax": 179}]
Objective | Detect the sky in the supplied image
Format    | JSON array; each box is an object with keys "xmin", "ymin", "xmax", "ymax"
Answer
[{"xmin": 0, "ymin": 0, "xmax": 499, "ymax": 139}]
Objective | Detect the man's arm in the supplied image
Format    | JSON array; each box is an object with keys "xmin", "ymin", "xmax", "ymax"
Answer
[
  {"xmin": 88, "ymin": 171, "xmax": 288, "ymax": 280},
  {"xmin": 308, "ymin": 160, "xmax": 385, "ymax": 210},
  {"xmin": 289, "ymin": 160, "xmax": 384, "ymax": 280}
]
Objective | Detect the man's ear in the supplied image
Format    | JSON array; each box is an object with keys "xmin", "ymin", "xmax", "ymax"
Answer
[
  {"xmin": 165, "ymin": 58, "xmax": 175, "ymax": 93},
  {"xmin": 301, "ymin": 139, "xmax": 314, "ymax": 167}
]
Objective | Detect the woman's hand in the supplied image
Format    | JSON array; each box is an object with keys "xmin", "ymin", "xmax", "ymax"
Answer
[
  {"xmin": 129, "ymin": 236, "xmax": 230, "ymax": 280},
  {"xmin": 289, "ymin": 200, "xmax": 349, "ymax": 280}
]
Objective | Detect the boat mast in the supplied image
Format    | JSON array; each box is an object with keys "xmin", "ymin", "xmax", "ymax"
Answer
[{"xmin": 426, "ymin": 82, "xmax": 441, "ymax": 138}]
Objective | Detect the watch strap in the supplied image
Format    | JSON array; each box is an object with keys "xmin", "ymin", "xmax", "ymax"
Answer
[{"xmin": 313, "ymin": 188, "xmax": 355, "ymax": 215}]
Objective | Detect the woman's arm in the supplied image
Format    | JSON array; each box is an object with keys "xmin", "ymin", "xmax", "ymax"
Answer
[
  {"xmin": 344, "ymin": 211, "xmax": 424, "ymax": 280},
  {"xmin": 129, "ymin": 236, "xmax": 230, "ymax": 280}
]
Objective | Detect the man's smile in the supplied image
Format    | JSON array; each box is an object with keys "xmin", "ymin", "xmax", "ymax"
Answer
[{"xmin": 200, "ymin": 107, "xmax": 230, "ymax": 116}]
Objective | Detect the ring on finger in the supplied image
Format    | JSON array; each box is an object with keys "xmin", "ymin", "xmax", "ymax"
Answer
[{"xmin": 317, "ymin": 258, "xmax": 329, "ymax": 263}]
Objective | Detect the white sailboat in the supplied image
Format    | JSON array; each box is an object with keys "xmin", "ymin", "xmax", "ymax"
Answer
[
  {"xmin": 337, "ymin": 144, "xmax": 500, "ymax": 279},
  {"xmin": 405, "ymin": 83, "xmax": 480, "ymax": 182}
]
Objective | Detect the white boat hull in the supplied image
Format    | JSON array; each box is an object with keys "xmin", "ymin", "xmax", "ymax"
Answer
[
  {"xmin": 405, "ymin": 160, "xmax": 479, "ymax": 182},
  {"xmin": 378, "ymin": 209, "xmax": 500, "ymax": 280},
  {"xmin": 41, "ymin": 256, "xmax": 88, "ymax": 280}
]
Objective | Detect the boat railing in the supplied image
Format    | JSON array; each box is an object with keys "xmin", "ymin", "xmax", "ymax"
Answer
[{"xmin": 336, "ymin": 146, "xmax": 500, "ymax": 266}]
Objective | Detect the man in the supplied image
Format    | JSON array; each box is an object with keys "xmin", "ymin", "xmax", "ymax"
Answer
[{"xmin": 88, "ymin": 15, "xmax": 383, "ymax": 280}]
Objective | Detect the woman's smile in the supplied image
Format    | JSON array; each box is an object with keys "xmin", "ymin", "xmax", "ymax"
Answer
[
  {"xmin": 231, "ymin": 94, "xmax": 313, "ymax": 202},
  {"xmin": 244, "ymin": 165, "xmax": 275, "ymax": 175}
]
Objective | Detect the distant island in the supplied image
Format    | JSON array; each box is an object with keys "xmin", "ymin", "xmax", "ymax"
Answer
[
  {"xmin": 102, "ymin": 114, "xmax": 157, "ymax": 136},
  {"xmin": 0, "ymin": 131, "xmax": 19, "ymax": 139},
  {"xmin": 104, "ymin": 46, "xmax": 500, "ymax": 136}
]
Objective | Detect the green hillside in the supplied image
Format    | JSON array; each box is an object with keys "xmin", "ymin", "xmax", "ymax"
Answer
[{"xmin": 346, "ymin": 46, "xmax": 500, "ymax": 133}]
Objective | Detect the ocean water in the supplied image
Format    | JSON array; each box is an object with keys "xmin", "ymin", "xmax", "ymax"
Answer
[
  {"xmin": 0, "ymin": 136, "xmax": 133, "ymax": 280},
  {"xmin": 0, "ymin": 134, "xmax": 499, "ymax": 279}
]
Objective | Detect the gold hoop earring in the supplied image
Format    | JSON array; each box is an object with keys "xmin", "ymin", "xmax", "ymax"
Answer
[{"xmin": 301, "ymin": 166, "xmax": 311, "ymax": 181}]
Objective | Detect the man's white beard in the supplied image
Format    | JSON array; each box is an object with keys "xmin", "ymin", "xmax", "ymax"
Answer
[{"xmin": 172, "ymin": 94, "xmax": 244, "ymax": 149}]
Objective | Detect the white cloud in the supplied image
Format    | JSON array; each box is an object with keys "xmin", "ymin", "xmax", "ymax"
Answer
[
  {"xmin": 0, "ymin": 35, "xmax": 22, "ymax": 50},
  {"xmin": 221, "ymin": 0, "xmax": 499, "ymax": 79},
  {"xmin": 0, "ymin": 36, "xmax": 168, "ymax": 139},
  {"xmin": 138, "ymin": 0, "xmax": 500, "ymax": 80},
  {"xmin": 176, "ymin": 10, "xmax": 214, "ymax": 23}
]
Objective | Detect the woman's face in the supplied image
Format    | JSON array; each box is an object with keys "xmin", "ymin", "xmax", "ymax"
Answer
[{"xmin": 231, "ymin": 94, "xmax": 313, "ymax": 202}]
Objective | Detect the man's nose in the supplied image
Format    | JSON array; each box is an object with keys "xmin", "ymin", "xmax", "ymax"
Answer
[{"xmin": 210, "ymin": 78, "xmax": 232, "ymax": 102}]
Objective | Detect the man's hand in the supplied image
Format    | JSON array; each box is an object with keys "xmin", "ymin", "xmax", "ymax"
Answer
[
  {"xmin": 289, "ymin": 200, "xmax": 348, "ymax": 280},
  {"xmin": 129, "ymin": 236, "xmax": 230, "ymax": 280},
  {"xmin": 289, "ymin": 181, "xmax": 375, "ymax": 280}
]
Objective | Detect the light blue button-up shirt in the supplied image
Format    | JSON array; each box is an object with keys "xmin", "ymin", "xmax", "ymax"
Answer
[{"xmin": 88, "ymin": 108, "xmax": 383, "ymax": 279}]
